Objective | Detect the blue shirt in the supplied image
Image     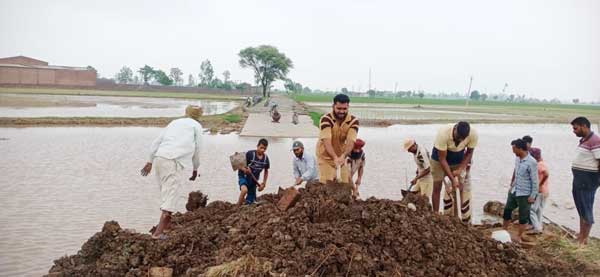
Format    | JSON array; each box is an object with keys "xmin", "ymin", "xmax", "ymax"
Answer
[
  {"xmin": 293, "ymin": 152, "xmax": 319, "ymax": 182},
  {"xmin": 511, "ymin": 154, "xmax": 539, "ymax": 197},
  {"xmin": 238, "ymin": 150, "xmax": 270, "ymax": 179}
]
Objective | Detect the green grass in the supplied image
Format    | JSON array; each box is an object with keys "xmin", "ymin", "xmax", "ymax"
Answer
[
  {"xmin": 292, "ymin": 93, "xmax": 599, "ymax": 111},
  {"xmin": 0, "ymin": 87, "xmax": 244, "ymax": 101},
  {"xmin": 540, "ymin": 236, "xmax": 600, "ymax": 267},
  {"xmin": 223, "ymin": 114, "xmax": 242, "ymax": 123},
  {"xmin": 308, "ymin": 111, "xmax": 324, "ymax": 127}
]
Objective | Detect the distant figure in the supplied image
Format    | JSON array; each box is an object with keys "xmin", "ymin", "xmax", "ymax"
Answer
[
  {"xmin": 404, "ymin": 138, "xmax": 433, "ymax": 201},
  {"xmin": 529, "ymin": 147, "xmax": 549, "ymax": 234},
  {"xmin": 140, "ymin": 105, "xmax": 203, "ymax": 240},
  {"xmin": 238, "ymin": 138, "xmax": 270, "ymax": 205},
  {"xmin": 570, "ymin": 116, "xmax": 600, "ymax": 246},
  {"xmin": 271, "ymin": 108, "xmax": 281, "ymax": 123},
  {"xmin": 292, "ymin": 141, "xmax": 319, "ymax": 186},
  {"xmin": 292, "ymin": 112, "xmax": 299, "ymax": 125},
  {"xmin": 348, "ymin": 139, "xmax": 366, "ymax": 198},
  {"xmin": 503, "ymin": 138, "xmax": 539, "ymax": 242},
  {"xmin": 316, "ymin": 94, "xmax": 359, "ymax": 185}
]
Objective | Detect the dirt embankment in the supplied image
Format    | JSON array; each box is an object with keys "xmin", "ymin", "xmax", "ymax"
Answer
[
  {"xmin": 0, "ymin": 108, "xmax": 248, "ymax": 135},
  {"xmin": 47, "ymin": 182, "xmax": 590, "ymax": 277}
]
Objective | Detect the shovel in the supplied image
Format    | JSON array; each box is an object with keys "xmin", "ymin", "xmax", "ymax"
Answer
[{"xmin": 336, "ymin": 165, "xmax": 342, "ymax": 181}]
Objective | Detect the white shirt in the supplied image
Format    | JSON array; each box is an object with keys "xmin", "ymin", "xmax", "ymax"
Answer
[{"xmin": 148, "ymin": 118, "xmax": 203, "ymax": 170}]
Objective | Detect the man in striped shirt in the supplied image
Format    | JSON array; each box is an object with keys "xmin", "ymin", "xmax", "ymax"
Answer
[
  {"xmin": 316, "ymin": 94, "xmax": 359, "ymax": 185},
  {"xmin": 570, "ymin": 116, "xmax": 600, "ymax": 246}
]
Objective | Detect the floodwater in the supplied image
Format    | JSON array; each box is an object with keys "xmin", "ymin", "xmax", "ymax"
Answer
[
  {"xmin": 0, "ymin": 124, "xmax": 598, "ymax": 276},
  {"xmin": 0, "ymin": 94, "xmax": 239, "ymax": 117}
]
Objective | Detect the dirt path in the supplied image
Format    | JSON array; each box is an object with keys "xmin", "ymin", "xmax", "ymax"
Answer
[{"xmin": 240, "ymin": 95, "xmax": 319, "ymax": 138}]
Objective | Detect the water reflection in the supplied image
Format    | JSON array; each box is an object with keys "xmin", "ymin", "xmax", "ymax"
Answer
[
  {"xmin": 0, "ymin": 94, "xmax": 239, "ymax": 117},
  {"xmin": 0, "ymin": 124, "xmax": 597, "ymax": 276}
]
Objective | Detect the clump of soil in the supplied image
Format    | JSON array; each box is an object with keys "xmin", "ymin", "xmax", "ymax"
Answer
[
  {"xmin": 186, "ymin": 191, "xmax": 208, "ymax": 212},
  {"xmin": 48, "ymin": 182, "xmax": 584, "ymax": 276}
]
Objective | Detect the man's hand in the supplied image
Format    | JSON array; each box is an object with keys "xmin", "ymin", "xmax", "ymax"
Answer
[
  {"xmin": 444, "ymin": 183, "xmax": 453, "ymax": 194},
  {"xmin": 528, "ymin": 196, "xmax": 536, "ymax": 204},
  {"xmin": 189, "ymin": 170, "xmax": 198, "ymax": 181},
  {"xmin": 258, "ymin": 182, "xmax": 266, "ymax": 192},
  {"xmin": 410, "ymin": 178, "xmax": 417, "ymax": 186},
  {"xmin": 355, "ymin": 178, "xmax": 362, "ymax": 186},
  {"xmin": 140, "ymin": 163, "xmax": 152, "ymax": 176},
  {"xmin": 451, "ymin": 176, "xmax": 460, "ymax": 189},
  {"xmin": 334, "ymin": 156, "xmax": 345, "ymax": 167},
  {"xmin": 452, "ymin": 168, "xmax": 463, "ymax": 178},
  {"xmin": 295, "ymin": 177, "xmax": 303, "ymax": 186}
]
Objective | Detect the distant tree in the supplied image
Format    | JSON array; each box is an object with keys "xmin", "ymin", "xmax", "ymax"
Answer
[
  {"xmin": 199, "ymin": 60, "xmax": 214, "ymax": 87},
  {"xmin": 223, "ymin": 70, "xmax": 231, "ymax": 83},
  {"xmin": 153, "ymin": 70, "xmax": 173, "ymax": 86},
  {"xmin": 138, "ymin": 65, "xmax": 155, "ymax": 85},
  {"xmin": 187, "ymin": 74, "xmax": 196, "ymax": 87},
  {"xmin": 508, "ymin": 94, "xmax": 515, "ymax": 102},
  {"xmin": 481, "ymin": 93, "xmax": 488, "ymax": 101},
  {"xmin": 235, "ymin": 82, "xmax": 251, "ymax": 90},
  {"xmin": 303, "ymin": 86, "xmax": 312, "ymax": 93},
  {"xmin": 133, "ymin": 75, "xmax": 140, "ymax": 85},
  {"xmin": 239, "ymin": 45, "xmax": 293, "ymax": 97},
  {"xmin": 341, "ymin": 87, "xmax": 349, "ymax": 94},
  {"xmin": 572, "ymin": 98, "xmax": 579, "ymax": 104},
  {"xmin": 115, "ymin": 66, "xmax": 134, "ymax": 84},
  {"xmin": 86, "ymin": 65, "xmax": 97, "ymax": 72},
  {"xmin": 169, "ymin": 68, "xmax": 183, "ymax": 86},
  {"xmin": 470, "ymin": 90, "xmax": 481, "ymax": 101},
  {"xmin": 418, "ymin": 92, "xmax": 425, "ymax": 99}
]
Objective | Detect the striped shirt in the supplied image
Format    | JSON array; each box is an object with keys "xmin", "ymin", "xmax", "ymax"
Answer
[
  {"xmin": 572, "ymin": 132, "xmax": 600, "ymax": 173},
  {"xmin": 511, "ymin": 154, "xmax": 539, "ymax": 197},
  {"xmin": 316, "ymin": 112, "xmax": 359, "ymax": 163}
]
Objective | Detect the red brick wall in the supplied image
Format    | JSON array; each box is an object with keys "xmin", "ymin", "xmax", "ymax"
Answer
[
  {"xmin": 0, "ymin": 67, "xmax": 20, "ymax": 84},
  {"xmin": 0, "ymin": 56, "xmax": 48, "ymax": 66},
  {"xmin": 37, "ymin": 69, "xmax": 56, "ymax": 85},
  {"xmin": 0, "ymin": 66, "xmax": 96, "ymax": 86}
]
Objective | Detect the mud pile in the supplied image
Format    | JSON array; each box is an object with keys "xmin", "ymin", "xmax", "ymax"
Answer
[{"xmin": 48, "ymin": 183, "xmax": 581, "ymax": 276}]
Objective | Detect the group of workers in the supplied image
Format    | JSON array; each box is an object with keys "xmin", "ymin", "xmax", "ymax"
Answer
[{"xmin": 140, "ymin": 94, "xmax": 599, "ymax": 248}]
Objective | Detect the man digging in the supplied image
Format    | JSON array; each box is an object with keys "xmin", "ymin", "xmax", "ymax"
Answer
[
  {"xmin": 140, "ymin": 105, "xmax": 203, "ymax": 240},
  {"xmin": 316, "ymin": 94, "xmax": 359, "ymax": 186},
  {"xmin": 292, "ymin": 140, "xmax": 319, "ymax": 186},
  {"xmin": 404, "ymin": 138, "xmax": 434, "ymax": 202}
]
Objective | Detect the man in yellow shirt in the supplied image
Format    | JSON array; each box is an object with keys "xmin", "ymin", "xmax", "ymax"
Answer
[
  {"xmin": 430, "ymin": 122, "xmax": 478, "ymax": 217},
  {"xmin": 316, "ymin": 94, "xmax": 359, "ymax": 184}
]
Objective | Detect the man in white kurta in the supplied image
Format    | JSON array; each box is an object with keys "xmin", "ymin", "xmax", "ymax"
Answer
[{"xmin": 141, "ymin": 105, "xmax": 203, "ymax": 239}]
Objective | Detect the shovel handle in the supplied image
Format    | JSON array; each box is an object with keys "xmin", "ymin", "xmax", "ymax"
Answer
[{"xmin": 336, "ymin": 165, "xmax": 342, "ymax": 181}]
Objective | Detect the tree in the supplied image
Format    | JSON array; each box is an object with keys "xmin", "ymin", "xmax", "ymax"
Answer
[
  {"xmin": 199, "ymin": 60, "xmax": 214, "ymax": 87},
  {"xmin": 169, "ymin": 68, "xmax": 183, "ymax": 86},
  {"xmin": 481, "ymin": 93, "xmax": 488, "ymax": 101},
  {"xmin": 187, "ymin": 74, "xmax": 196, "ymax": 87},
  {"xmin": 138, "ymin": 65, "xmax": 155, "ymax": 85},
  {"xmin": 418, "ymin": 92, "xmax": 425, "ymax": 99},
  {"xmin": 133, "ymin": 75, "xmax": 140, "ymax": 85},
  {"xmin": 341, "ymin": 88, "xmax": 349, "ymax": 94},
  {"xmin": 153, "ymin": 70, "xmax": 173, "ymax": 86},
  {"xmin": 115, "ymin": 66, "xmax": 134, "ymax": 84},
  {"xmin": 239, "ymin": 45, "xmax": 293, "ymax": 97},
  {"xmin": 470, "ymin": 90, "xmax": 481, "ymax": 101},
  {"xmin": 223, "ymin": 70, "xmax": 231, "ymax": 83},
  {"xmin": 572, "ymin": 98, "xmax": 580, "ymax": 104}
]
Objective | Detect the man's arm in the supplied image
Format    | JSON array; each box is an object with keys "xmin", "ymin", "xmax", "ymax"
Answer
[
  {"xmin": 414, "ymin": 167, "xmax": 431, "ymax": 181},
  {"xmin": 262, "ymin": 168, "xmax": 269, "ymax": 185},
  {"xmin": 454, "ymin": 148, "xmax": 474, "ymax": 176},
  {"xmin": 300, "ymin": 155, "xmax": 317, "ymax": 181},
  {"xmin": 190, "ymin": 126, "xmax": 202, "ymax": 180},
  {"xmin": 529, "ymin": 161, "xmax": 539, "ymax": 202},
  {"xmin": 141, "ymin": 130, "xmax": 165, "ymax": 176},
  {"xmin": 438, "ymin": 150, "xmax": 454, "ymax": 180}
]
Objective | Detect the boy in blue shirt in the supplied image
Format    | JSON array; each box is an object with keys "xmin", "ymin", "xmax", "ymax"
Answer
[{"xmin": 237, "ymin": 138, "xmax": 270, "ymax": 205}]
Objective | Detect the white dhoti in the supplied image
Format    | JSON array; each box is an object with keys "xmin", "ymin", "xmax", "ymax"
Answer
[{"xmin": 154, "ymin": 157, "xmax": 185, "ymax": 213}]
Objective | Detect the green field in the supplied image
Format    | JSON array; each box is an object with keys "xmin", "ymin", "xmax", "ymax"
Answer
[
  {"xmin": 0, "ymin": 87, "xmax": 244, "ymax": 101},
  {"xmin": 294, "ymin": 93, "xmax": 600, "ymax": 123}
]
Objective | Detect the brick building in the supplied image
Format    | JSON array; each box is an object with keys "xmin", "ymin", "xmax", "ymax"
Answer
[{"xmin": 0, "ymin": 56, "xmax": 97, "ymax": 86}]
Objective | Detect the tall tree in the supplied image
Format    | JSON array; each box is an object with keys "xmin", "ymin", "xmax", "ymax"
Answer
[
  {"xmin": 138, "ymin": 65, "xmax": 155, "ymax": 85},
  {"xmin": 153, "ymin": 70, "xmax": 173, "ymax": 86},
  {"xmin": 115, "ymin": 66, "xmax": 134, "ymax": 84},
  {"xmin": 199, "ymin": 60, "xmax": 214, "ymax": 87},
  {"xmin": 223, "ymin": 70, "xmax": 231, "ymax": 83},
  {"xmin": 169, "ymin": 68, "xmax": 183, "ymax": 86},
  {"xmin": 239, "ymin": 45, "xmax": 293, "ymax": 97},
  {"xmin": 187, "ymin": 74, "xmax": 196, "ymax": 87},
  {"xmin": 470, "ymin": 90, "xmax": 481, "ymax": 100}
]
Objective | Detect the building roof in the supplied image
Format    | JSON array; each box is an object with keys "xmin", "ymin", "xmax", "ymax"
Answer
[{"xmin": 0, "ymin": 55, "xmax": 91, "ymax": 71}]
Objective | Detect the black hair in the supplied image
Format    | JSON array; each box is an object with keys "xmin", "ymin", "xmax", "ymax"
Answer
[
  {"xmin": 257, "ymin": 138, "xmax": 269, "ymax": 147},
  {"xmin": 333, "ymin": 94, "xmax": 350, "ymax": 104},
  {"xmin": 456, "ymin": 121, "xmax": 470, "ymax": 139},
  {"xmin": 522, "ymin": 135, "xmax": 533, "ymax": 144},
  {"xmin": 571, "ymin": 117, "xmax": 591, "ymax": 128},
  {"xmin": 511, "ymin": 138, "xmax": 528, "ymax": 151}
]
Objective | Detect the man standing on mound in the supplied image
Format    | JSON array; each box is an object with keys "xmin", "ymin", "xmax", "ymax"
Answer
[{"xmin": 141, "ymin": 105, "xmax": 203, "ymax": 239}]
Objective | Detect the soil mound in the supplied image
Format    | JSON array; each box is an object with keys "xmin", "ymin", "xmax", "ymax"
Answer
[{"xmin": 48, "ymin": 182, "xmax": 582, "ymax": 276}]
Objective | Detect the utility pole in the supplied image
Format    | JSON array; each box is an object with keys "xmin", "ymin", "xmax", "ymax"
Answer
[
  {"xmin": 368, "ymin": 68, "xmax": 372, "ymax": 92},
  {"xmin": 465, "ymin": 76, "xmax": 473, "ymax": 106}
]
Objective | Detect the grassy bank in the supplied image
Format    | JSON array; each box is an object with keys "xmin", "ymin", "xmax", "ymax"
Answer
[{"xmin": 0, "ymin": 87, "xmax": 244, "ymax": 101}]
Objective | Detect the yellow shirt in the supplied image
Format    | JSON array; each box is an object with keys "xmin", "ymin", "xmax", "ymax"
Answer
[
  {"xmin": 316, "ymin": 112, "xmax": 359, "ymax": 165},
  {"xmin": 433, "ymin": 124, "xmax": 478, "ymax": 152}
]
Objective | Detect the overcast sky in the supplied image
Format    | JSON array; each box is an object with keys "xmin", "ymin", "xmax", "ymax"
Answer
[{"xmin": 1, "ymin": 0, "xmax": 598, "ymax": 101}]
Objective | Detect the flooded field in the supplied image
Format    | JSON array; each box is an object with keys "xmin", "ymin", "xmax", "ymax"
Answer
[
  {"xmin": 0, "ymin": 124, "xmax": 598, "ymax": 276},
  {"xmin": 0, "ymin": 94, "xmax": 239, "ymax": 117}
]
